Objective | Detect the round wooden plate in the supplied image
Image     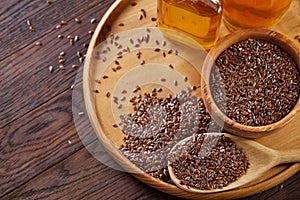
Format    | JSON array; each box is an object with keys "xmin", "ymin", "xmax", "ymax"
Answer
[{"xmin": 83, "ymin": 0, "xmax": 300, "ymax": 199}]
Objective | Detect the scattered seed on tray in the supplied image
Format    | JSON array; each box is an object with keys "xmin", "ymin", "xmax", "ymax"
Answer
[
  {"xmin": 131, "ymin": 2, "xmax": 137, "ymax": 6},
  {"xmin": 102, "ymin": 75, "xmax": 109, "ymax": 79},
  {"xmin": 174, "ymin": 80, "xmax": 178, "ymax": 87},
  {"xmin": 151, "ymin": 17, "xmax": 157, "ymax": 22},
  {"xmin": 160, "ymin": 78, "xmax": 166, "ymax": 82},
  {"xmin": 138, "ymin": 14, "xmax": 143, "ymax": 20},
  {"xmin": 120, "ymin": 91, "xmax": 220, "ymax": 183},
  {"xmin": 141, "ymin": 9, "xmax": 147, "ymax": 18},
  {"xmin": 106, "ymin": 92, "xmax": 111, "ymax": 97},
  {"xmin": 169, "ymin": 134, "xmax": 249, "ymax": 190}
]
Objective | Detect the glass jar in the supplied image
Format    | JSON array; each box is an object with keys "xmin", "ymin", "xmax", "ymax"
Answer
[
  {"xmin": 223, "ymin": 0, "xmax": 292, "ymax": 31},
  {"xmin": 157, "ymin": 0, "xmax": 223, "ymax": 49}
]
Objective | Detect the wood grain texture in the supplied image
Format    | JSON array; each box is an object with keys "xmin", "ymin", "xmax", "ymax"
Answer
[
  {"xmin": 0, "ymin": 0, "xmax": 113, "ymax": 128},
  {"xmin": 0, "ymin": 0, "xmax": 299, "ymax": 199}
]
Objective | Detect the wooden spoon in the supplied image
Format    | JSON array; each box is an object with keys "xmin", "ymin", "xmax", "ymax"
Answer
[{"xmin": 168, "ymin": 133, "xmax": 300, "ymax": 193}]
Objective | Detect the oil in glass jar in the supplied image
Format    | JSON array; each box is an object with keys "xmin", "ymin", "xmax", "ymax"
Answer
[
  {"xmin": 223, "ymin": 0, "xmax": 292, "ymax": 31},
  {"xmin": 157, "ymin": 0, "xmax": 223, "ymax": 49}
]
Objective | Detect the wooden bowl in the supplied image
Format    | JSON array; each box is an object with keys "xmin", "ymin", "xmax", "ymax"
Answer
[{"xmin": 201, "ymin": 29, "xmax": 300, "ymax": 138}]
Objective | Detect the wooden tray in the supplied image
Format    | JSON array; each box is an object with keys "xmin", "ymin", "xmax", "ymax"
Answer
[{"xmin": 83, "ymin": 0, "xmax": 300, "ymax": 199}]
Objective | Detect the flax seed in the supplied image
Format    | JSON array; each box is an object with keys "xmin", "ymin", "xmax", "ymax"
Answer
[
  {"xmin": 90, "ymin": 18, "xmax": 97, "ymax": 24},
  {"xmin": 75, "ymin": 18, "xmax": 81, "ymax": 23},
  {"xmin": 35, "ymin": 41, "xmax": 42, "ymax": 46},
  {"xmin": 61, "ymin": 20, "xmax": 68, "ymax": 25}
]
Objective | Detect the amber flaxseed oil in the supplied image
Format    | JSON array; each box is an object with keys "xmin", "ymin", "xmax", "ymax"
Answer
[
  {"xmin": 223, "ymin": 0, "xmax": 292, "ymax": 31},
  {"xmin": 157, "ymin": 0, "xmax": 223, "ymax": 49}
]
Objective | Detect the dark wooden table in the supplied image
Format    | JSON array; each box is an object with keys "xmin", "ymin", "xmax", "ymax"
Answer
[{"xmin": 0, "ymin": 0, "xmax": 299, "ymax": 199}]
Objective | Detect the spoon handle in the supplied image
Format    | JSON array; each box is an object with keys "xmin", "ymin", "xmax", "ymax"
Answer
[{"xmin": 277, "ymin": 149, "xmax": 300, "ymax": 164}]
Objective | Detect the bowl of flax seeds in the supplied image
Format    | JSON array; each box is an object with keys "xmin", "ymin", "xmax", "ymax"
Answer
[{"xmin": 201, "ymin": 29, "xmax": 300, "ymax": 138}]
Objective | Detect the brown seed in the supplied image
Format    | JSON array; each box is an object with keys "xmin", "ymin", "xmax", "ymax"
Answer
[
  {"xmin": 112, "ymin": 124, "xmax": 118, "ymax": 128},
  {"xmin": 67, "ymin": 35, "xmax": 73, "ymax": 39},
  {"xmin": 70, "ymin": 84, "xmax": 75, "ymax": 90},
  {"xmin": 35, "ymin": 41, "xmax": 42, "ymax": 46},
  {"xmin": 74, "ymin": 35, "xmax": 79, "ymax": 42},
  {"xmin": 160, "ymin": 78, "xmax": 166, "ymax": 82},
  {"xmin": 140, "ymin": 60, "xmax": 145, "ymax": 65},
  {"xmin": 56, "ymin": 24, "xmax": 62, "ymax": 29},
  {"xmin": 131, "ymin": 2, "xmax": 137, "ymax": 6},
  {"xmin": 102, "ymin": 75, "xmax": 109, "ymax": 79},
  {"xmin": 75, "ymin": 18, "xmax": 81, "ymax": 23},
  {"xmin": 77, "ymin": 51, "xmax": 81, "ymax": 58},
  {"xmin": 168, "ymin": 64, "xmax": 174, "ymax": 69},
  {"xmin": 154, "ymin": 48, "xmax": 160, "ymax": 52},
  {"xmin": 138, "ymin": 14, "xmax": 143, "ymax": 20},
  {"xmin": 79, "ymin": 57, "xmax": 84, "ymax": 63},
  {"xmin": 47, "ymin": 0, "xmax": 52, "ymax": 4},
  {"xmin": 29, "ymin": 26, "xmax": 35, "ymax": 31},
  {"xmin": 48, "ymin": 66, "xmax": 53, "ymax": 73},
  {"xmin": 184, "ymin": 76, "xmax": 188, "ymax": 82},
  {"xmin": 59, "ymin": 65, "xmax": 65, "ymax": 70},
  {"xmin": 57, "ymin": 34, "xmax": 64, "ymax": 39},
  {"xmin": 88, "ymin": 30, "xmax": 94, "ymax": 35},
  {"xmin": 61, "ymin": 20, "xmax": 68, "ymax": 25},
  {"xmin": 26, "ymin": 20, "xmax": 32, "ymax": 26},
  {"xmin": 141, "ymin": 9, "xmax": 147, "ymax": 18},
  {"xmin": 59, "ymin": 58, "xmax": 65, "ymax": 63},
  {"xmin": 60, "ymin": 51, "xmax": 65, "ymax": 56},
  {"xmin": 106, "ymin": 92, "xmax": 111, "ymax": 97},
  {"xmin": 83, "ymin": 43, "xmax": 89, "ymax": 48},
  {"xmin": 174, "ymin": 80, "xmax": 178, "ymax": 86},
  {"xmin": 90, "ymin": 18, "xmax": 97, "ymax": 24},
  {"xmin": 118, "ymin": 23, "xmax": 125, "ymax": 27},
  {"xmin": 116, "ymin": 66, "xmax": 122, "ymax": 70},
  {"xmin": 151, "ymin": 17, "xmax": 157, "ymax": 21},
  {"xmin": 93, "ymin": 89, "xmax": 99, "ymax": 93},
  {"xmin": 72, "ymin": 64, "xmax": 79, "ymax": 69},
  {"xmin": 69, "ymin": 39, "xmax": 74, "ymax": 45}
]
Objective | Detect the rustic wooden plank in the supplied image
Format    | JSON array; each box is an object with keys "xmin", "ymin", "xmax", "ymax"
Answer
[
  {"xmin": 0, "ymin": 0, "xmax": 114, "ymax": 61},
  {"xmin": 266, "ymin": 175, "xmax": 300, "ymax": 200},
  {"xmin": 0, "ymin": 141, "xmax": 176, "ymax": 200},
  {"xmin": 0, "ymin": 90, "xmax": 85, "ymax": 197},
  {"xmin": 0, "ymin": 0, "xmax": 114, "ymax": 128}
]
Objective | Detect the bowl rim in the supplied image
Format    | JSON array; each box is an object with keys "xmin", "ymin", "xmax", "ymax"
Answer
[{"xmin": 201, "ymin": 28, "xmax": 300, "ymax": 138}]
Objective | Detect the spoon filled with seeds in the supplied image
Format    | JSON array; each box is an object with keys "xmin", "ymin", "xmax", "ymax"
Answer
[{"xmin": 168, "ymin": 133, "xmax": 300, "ymax": 193}]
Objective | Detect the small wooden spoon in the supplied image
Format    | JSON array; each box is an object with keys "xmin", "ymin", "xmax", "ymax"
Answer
[{"xmin": 168, "ymin": 133, "xmax": 300, "ymax": 193}]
